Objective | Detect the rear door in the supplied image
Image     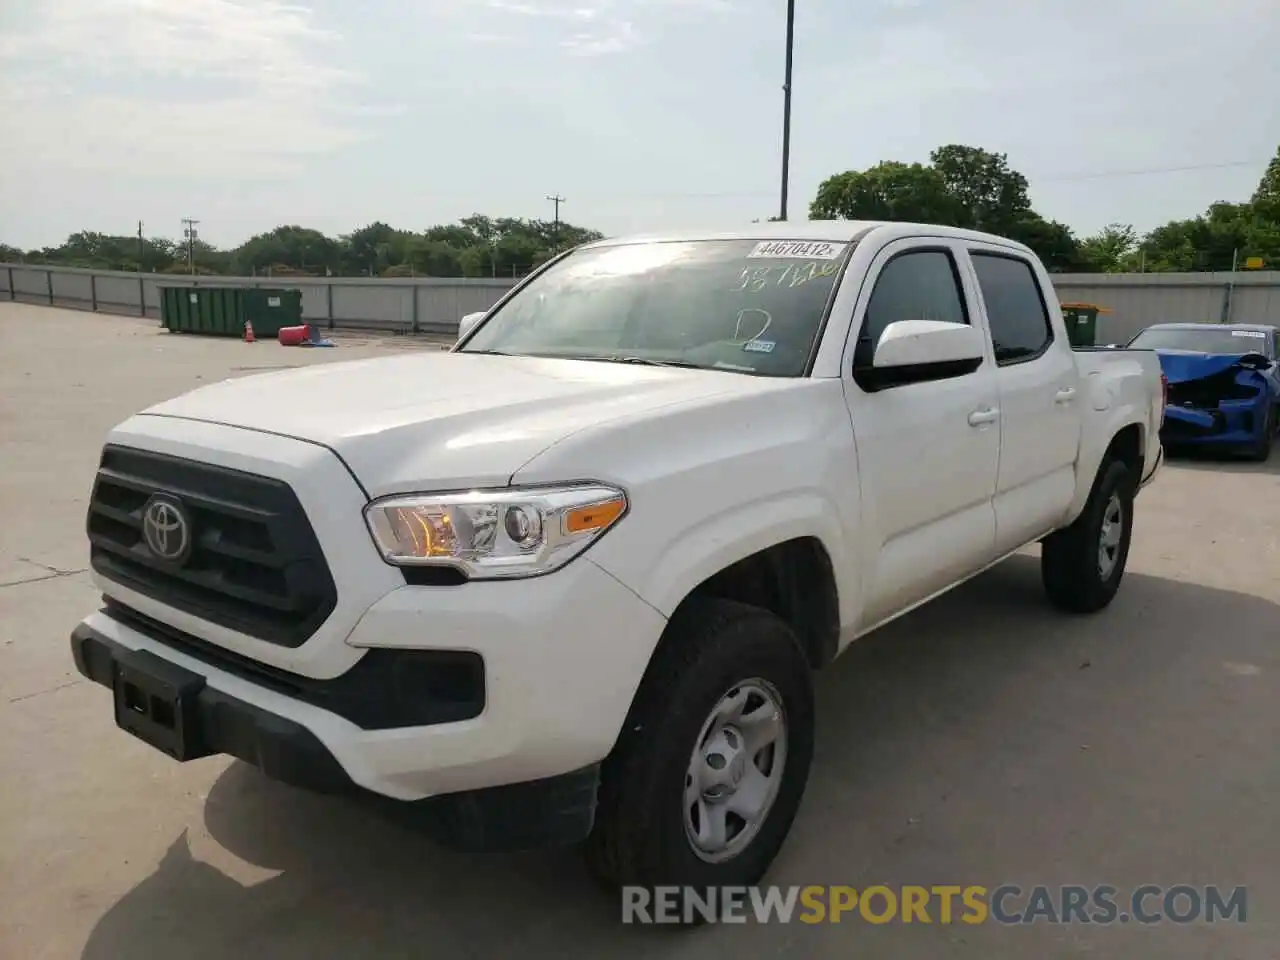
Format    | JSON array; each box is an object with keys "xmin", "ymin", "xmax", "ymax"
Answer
[
  {"xmin": 841, "ymin": 238, "xmax": 1002, "ymax": 630},
  {"xmin": 964, "ymin": 244, "xmax": 1081, "ymax": 552}
]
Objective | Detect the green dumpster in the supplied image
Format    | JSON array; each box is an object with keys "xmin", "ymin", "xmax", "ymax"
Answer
[
  {"xmin": 243, "ymin": 288, "xmax": 304, "ymax": 336},
  {"xmin": 160, "ymin": 286, "xmax": 303, "ymax": 338},
  {"xmin": 1059, "ymin": 302, "xmax": 1111, "ymax": 348}
]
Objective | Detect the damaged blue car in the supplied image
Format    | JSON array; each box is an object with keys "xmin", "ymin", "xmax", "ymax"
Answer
[{"xmin": 1126, "ymin": 322, "xmax": 1279, "ymax": 461}]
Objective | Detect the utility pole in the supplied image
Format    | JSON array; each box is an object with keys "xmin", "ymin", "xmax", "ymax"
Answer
[
  {"xmin": 137, "ymin": 220, "xmax": 144, "ymax": 272},
  {"xmin": 181, "ymin": 218, "xmax": 200, "ymax": 275},
  {"xmin": 778, "ymin": 0, "xmax": 796, "ymax": 221},
  {"xmin": 546, "ymin": 194, "xmax": 565, "ymax": 252}
]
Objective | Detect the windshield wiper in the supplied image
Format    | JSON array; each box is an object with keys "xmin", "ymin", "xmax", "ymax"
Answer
[
  {"xmin": 587, "ymin": 355, "xmax": 705, "ymax": 369},
  {"xmin": 467, "ymin": 351, "xmax": 706, "ymax": 369}
]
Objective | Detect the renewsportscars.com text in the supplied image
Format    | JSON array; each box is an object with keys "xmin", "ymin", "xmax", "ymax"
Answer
[{"xmin": 622, "ymin": 884, "xmax": 1248, "ymax": 925}]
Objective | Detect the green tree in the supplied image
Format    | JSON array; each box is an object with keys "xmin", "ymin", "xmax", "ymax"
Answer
[
  {"xmin": 1079, "ymin": 223, "xmax": 1138, "ymax": 272},
  {"xmin": 232, "ymin": 226, "xmax": 341, "ymax": 275},
  {"xmin": 1138, "ymin": 202, "xmax": 1279, "ymax": 273},
  {"xmin": 1250, "ymin": 144, "xmax": 1280, "ymax": 212},
  {"xmin": 929, "ymin": 144, "xmax": 1033, "ymax": 233},
  {"xmin": 811, "ymin": 147, "xmax": 1080, "ymax": 268},
  {"xmin": 342, "ymin": 222, "xmax": 400, "ymax": 275},
  {"xmin": 1006, "ymin": 217, "xmax": 1084, "ymax": 272},
  {"xmin": 809, "ymin": 162, "xmax": 963, "ymax": 223}
]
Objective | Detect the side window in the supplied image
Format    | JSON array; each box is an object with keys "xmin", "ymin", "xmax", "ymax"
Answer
[
  {"xmin": 857, "ymin": 250, "xmax": 968, "ymax": 365},
  {"xmin": 970, "ymin": 253, "xmax": 1054, "ymax": 365}
]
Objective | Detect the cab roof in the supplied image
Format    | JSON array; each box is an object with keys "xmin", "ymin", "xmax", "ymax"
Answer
[{"xmin": 581, "ymin": 220, "xmax": 1035, "ymax": 252}]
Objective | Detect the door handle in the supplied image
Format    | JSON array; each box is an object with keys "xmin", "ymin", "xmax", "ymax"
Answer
[
  {"xmin": 1055, "ymin": 387, "xmax": 1077, "ymax": 404},
  {"xmin": 968, "ymin": 407, "xmax": 999, "ymax": 426}
]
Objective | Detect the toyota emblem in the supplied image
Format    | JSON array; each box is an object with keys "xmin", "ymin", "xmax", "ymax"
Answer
[{"xmin": 141, "ymin": 494, "xmax": 192, "ymax": 564}]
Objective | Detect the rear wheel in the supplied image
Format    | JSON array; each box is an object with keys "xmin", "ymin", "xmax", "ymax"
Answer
[
  {"xmin": 585, "ymin": 598, "xmax": 815, "ymax": 922},
  {"xmin": 1041, "ymin": 457, "xmax": 1136, "ymax": 614}
]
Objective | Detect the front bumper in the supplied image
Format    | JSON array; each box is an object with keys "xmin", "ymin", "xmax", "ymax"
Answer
[
  {"xmin": 71, "ymin": 556, "xmax": 668, "ymax": 847},
  {"xmin": 70, "ymin": 620, "xmax": 600, "ymax": 851},
  {"xmin": 1160, "ymin": 400, "xmax": 1266, "ymax": 446}
]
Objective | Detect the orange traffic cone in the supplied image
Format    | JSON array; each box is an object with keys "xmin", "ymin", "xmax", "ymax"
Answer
[{"xmin": 243, "ymin": 319, "xmax": 256, "ymax": 343}]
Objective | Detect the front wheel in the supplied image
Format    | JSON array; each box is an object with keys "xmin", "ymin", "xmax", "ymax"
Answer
[
  {"xmin": 1041, "ymin": 457, "xmax": 1136, "ymax": 614},
  {"xmin": 585, "ymin": 598, "xmax": 815, "ymax": 919}
]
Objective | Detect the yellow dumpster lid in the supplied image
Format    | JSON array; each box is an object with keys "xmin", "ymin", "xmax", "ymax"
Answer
[{"xmin": 1059, "ymin": 301, "xmax": 1113, "ymax": 314}]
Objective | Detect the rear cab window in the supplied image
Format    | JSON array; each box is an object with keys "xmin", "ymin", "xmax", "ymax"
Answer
[{"xmin": 969, "ymin": 252, "xmax": 1055, "ymax": 364}]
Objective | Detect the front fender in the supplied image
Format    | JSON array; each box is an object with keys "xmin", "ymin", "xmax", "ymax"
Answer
[{"xmin": 591, "ymin": 488, "xmax": 855, "ymax": 624}]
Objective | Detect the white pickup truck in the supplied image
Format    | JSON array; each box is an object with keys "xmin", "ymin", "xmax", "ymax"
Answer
[{"xmin": 71, "ymin": 222, "xmax": 1164, "ymax": 898}]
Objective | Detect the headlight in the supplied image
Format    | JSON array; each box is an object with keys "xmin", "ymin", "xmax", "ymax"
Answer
[{"xmin": 363, "ymin": 483, "xmax": 628, "ymax": 580}]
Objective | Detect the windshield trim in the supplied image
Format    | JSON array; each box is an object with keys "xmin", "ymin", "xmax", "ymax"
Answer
[{"xmin": 452, "ymin": 235, "xmax": 867, "ymax": 377}]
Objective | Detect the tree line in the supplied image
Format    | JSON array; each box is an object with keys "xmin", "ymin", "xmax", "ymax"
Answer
[
  {"xmin": 810, "ymin": 144, "xmax": 1280, "ymax": 273},
  {"xmin": 3, "ymin": 144, "xmax": 1277, "ymax": 277},
  {"xmin": 0, "ymin": 216, "xmax": 603, "ymax": 279}
]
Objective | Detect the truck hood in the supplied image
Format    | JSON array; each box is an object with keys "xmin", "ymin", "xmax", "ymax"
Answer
[
  {"xmin": 1154, "ymin": 350, "xmax": 1258, "ymax": 384},
  {"xmin": 140, "ymin": 352, "xmax": 763, "ymax": 496}
]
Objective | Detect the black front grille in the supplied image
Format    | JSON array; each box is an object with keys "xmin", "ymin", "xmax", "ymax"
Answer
[
  {"xmin": 1165, "ymin": 377, "xmax": 1259, "ymax": 409},
  {"xmin": 87, "ymin": 445, "xmax": 338, "ymax": 648},
  {"xmin": 1162, "ymin": 413, "xmax": 1223, "ymax": 439}
]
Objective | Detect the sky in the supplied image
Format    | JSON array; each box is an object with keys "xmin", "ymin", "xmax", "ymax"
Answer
[{"xmin": 1, "ymin": 0, "xmax": 1277, "ymax": 250}]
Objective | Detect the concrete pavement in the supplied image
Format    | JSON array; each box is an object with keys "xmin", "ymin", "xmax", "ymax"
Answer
[{"xmin": 2, "ymin": 303, "xmax": 1277, "ymax": 958}]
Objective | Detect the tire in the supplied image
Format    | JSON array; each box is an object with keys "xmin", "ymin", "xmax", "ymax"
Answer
[
  {"xmin": 1248, "ymin": 406, "xmax": 1275, "ymax": 462},
  {"xmin": 584, "ymin": 597, "xmax": 815, "ymax": 922},
  {"xmin": 1041, "ymin": 457, "xmax": 1136, "ymax": 614}
]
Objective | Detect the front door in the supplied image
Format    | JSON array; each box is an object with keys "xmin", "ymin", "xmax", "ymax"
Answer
[{"xmin": 842, "ymin": 239, "xmax": 1002, "ymax": 630}]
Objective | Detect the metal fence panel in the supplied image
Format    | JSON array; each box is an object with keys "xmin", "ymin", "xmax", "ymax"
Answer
[{"xmin": 4, "ymin": 262, "xmax": 1278, "ymax": 339}]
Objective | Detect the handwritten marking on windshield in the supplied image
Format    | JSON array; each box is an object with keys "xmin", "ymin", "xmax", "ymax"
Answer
[
  {"xmin": 734, "ymin": 261, "xmax": 839, "ymax": 292},
  {"xmin": 734, "ymin": 308, "xmax": 772, "ymax": 343},
  {"xmin": 779, "ymin": 261, "xmax": 839, "ymax": 288}
]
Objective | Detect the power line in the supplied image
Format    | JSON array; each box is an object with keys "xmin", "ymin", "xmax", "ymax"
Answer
[
  {"xmin": 1036, "ymin": 158, "xmax": 1268, "ymax": 183},
  {"xmin": 573, "ymin": 158, "xmax": 1273, "ymax": 204}
]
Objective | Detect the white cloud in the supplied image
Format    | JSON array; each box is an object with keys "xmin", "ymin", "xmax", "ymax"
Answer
[
  {"xmin": 464, "ymin": 0, "xmax": 727, "ymax": 55},
  {"xmin": 0, "ymin": 0, "xmax": 374, "ymax": 177}
]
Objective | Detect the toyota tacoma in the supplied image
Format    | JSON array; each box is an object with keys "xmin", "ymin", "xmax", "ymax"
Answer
[{"xmin": 70, "ymin": 221, "xmax": 1165, "ymax": 898}]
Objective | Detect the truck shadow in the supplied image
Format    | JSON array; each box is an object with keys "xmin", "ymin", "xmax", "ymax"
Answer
[{"xmin": 80, "ymin": 555, "xmax": 1280, "ymax": 958}]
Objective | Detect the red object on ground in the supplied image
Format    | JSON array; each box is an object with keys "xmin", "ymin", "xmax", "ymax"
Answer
[
  {"xmin": 277, "ymin": 324, "xmax": 311, "ymax": 346},
  {"xmin": 243, "ymin": 319, "xmax": 255, "ymax": 343}
]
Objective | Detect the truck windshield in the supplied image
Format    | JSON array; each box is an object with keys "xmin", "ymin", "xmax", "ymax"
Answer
[
  {"xmin": 458, "ymin": 238, "xmax": 854, "ymax": 376},
  {"xmin": 1128, "ymin": 327, "xmax": 1272, "ymax": 356}
]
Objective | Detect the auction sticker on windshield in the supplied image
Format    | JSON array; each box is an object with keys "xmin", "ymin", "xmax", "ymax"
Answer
[
  {"xmin": 748, "ymin": 240, "xmax": 847, "ymax": 260},
  {"xmin": 1231, "ymin": 330, "xmax": 1267, "ymax": 338}
]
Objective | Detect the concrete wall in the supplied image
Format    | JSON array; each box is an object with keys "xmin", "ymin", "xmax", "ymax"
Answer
[
  {"xmin": 0, "ymin": 263, "xmax": 516, "ymax": 336},
  {"xmin": 1049, "ymin": 270, "xmax": 1280, "ymax": 344},
  {"xmin": 3, "ymin": 262, "xmax": 1278, "ymax": 342}
]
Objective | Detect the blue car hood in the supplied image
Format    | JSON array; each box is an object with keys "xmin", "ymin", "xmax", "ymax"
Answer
[{"xmin": 1155, "ymin": 350, "xmax": 1253, "ymax": 384}]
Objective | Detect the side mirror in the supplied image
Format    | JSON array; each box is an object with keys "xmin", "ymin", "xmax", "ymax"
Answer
[
  {"xmin": 859, "ymin": 320, "xmax": 984, "ymax": 390},
  {"xmin": 457, "ymin": 311, "xmax": 485, "ymax": 342},
  {"xmin": 873, "ymin": 319, "xmax": 984, "ymax": 368}
]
